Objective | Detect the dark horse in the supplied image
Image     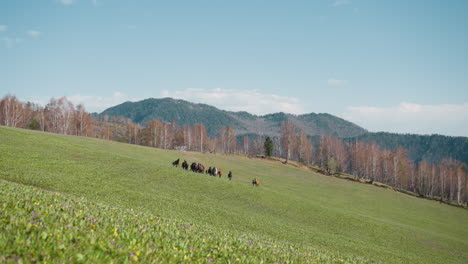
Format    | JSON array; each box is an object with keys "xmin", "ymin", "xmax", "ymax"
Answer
[
  {"xmin": 182, "ymin": 160, "xmax": 188, "ymax": 170},
  {"xmin": 228, "ymin": 171, "xmax": 232, "ymax": 180},
  {"xmin": 252, "ymin": 178, "xmax": 260, "ymax": 186},
  {"xmin": 190, "ymin": 162, "xmax": 198, "ymax": 172},
  {"xmin": 190, "ymin": 162, "xmax": 205, "ymax": 173},
  {"xmin": 172, "ymin": 158, "xmax": 180, "ymax": 167}
]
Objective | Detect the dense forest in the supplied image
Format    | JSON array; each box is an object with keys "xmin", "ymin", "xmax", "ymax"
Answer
[
  {"xmin": 1, "ymin": 94, "xmax": 467, "ymax": 205},
  {"xmin": 345, "ymin": 132, "xmax": 468, "ymax": 164}
]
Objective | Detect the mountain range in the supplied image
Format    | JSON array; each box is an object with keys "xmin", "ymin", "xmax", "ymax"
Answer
[
  {"xmin": 99, "ymin": 97, "xmax": 468, "ymax": 164},
  {"xmin": 100, "ymin": 98, "xmax": 367, "ymax": 138}
]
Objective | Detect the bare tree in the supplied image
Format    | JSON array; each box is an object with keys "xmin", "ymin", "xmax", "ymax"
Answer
[
  {"xmin": 147, "ymin": 120, "xmax": 162, "ymax": 147},
  {"xmin": 227, "ymin": 126, "xmax": 236, "ymax": 154},
  {"xmin": 57, "ymin": 97, "xmax": 74, "ymax": 135},
  {"xmin": 243, "ymin": 135, "xmax": 249, "ymax": 155},
  {"xmin": 296, "ymin": 129, "xmax": 307, "ymax": 163},
  {"xmin": 416, "ymin": 161, "xmax": 430, "ymax": 196},
  {"xmin": 392, "ymin": 147, "xmax": 410, "ymax": 188},
  {"xmin": 74, "ymin": 104, "xmax": 92, "ymax": 136},
  {"xmin": 217, "ymin": 126, "xmax": 227, "ymax": 153},
  {"xmin": 456, "ymin": 163, "xmax": 467, "ymax": 204},
  {"xmin": 302, "ymin": 135, "xmax": 313, "ymax": 166},
  {"xmin": 126, "ymin": 120, "xmax": 141, "ymax": 145},
  {"xmin": 280, "ymin": 120, "xmax": 296, "ymax": 163},
  {"xmin": 329, "ymin": 136, "xmax": 348, "ymax": 174},
  {"xmin": 194, "ymin": 124, "xmax": 208, "ymax": 153},
  {"xmin": 0, "ymin": 95, "xmax": 24, "ymax": 127},
  {"xmin": 183, "ymin": 125, "xmax": 192, "ymax": 150},
  {"xmin": 251, "ymin": 135, "xmax": 264, "ymax": 155}
]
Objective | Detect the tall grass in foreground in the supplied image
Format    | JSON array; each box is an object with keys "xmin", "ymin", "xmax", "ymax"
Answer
[{"xmin": 0, "ymin": 180, "xmax": 366, "ymax": 263}]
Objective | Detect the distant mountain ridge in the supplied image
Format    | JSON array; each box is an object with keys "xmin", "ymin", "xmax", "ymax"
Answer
[{"xmin": 99, "ymin": 97, "xmax": 367, "ymax": 138}]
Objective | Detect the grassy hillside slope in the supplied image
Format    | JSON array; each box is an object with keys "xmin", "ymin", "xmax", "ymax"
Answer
[
  {"xmin": 0, "ymin": 180, "xmax": 342, "ymax": 263},
  {"xmin": 1, "ymin": 127, "xmax": 467, "ymax": 263}
]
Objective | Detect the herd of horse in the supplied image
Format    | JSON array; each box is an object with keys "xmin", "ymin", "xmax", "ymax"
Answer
[{"xmin": 171, "ymin": 158, "xmax": 260, "ymax": 186}]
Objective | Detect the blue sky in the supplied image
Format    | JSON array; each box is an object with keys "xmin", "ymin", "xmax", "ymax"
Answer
[{"xmin": 1, "ymin": 0, "xmax": 467, "ymax": 136}]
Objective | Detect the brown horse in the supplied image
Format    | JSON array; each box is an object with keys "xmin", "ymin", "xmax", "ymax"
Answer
[
  {"xmin": 198, "ymin": 163, "xmax": 205, "ymax": 174},
  {"xmin": 252, "ymin": 178, "xmax": 260, "ymax": 186},
  {"xmin": 217, "ymin": 170, "xmax": 222, "ymax": 178}
]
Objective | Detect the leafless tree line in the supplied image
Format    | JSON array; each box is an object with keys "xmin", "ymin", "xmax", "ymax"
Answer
[
  {"xmin": 1, "ymin": 95, "xmax": 93, "ymax": 136},
  {"xmin": 278, "ymin": 120, "xmax": 467, "ymax": 205}
]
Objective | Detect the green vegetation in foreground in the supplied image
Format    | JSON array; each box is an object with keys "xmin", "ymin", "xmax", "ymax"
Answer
[
  {"xmin": 0, "ymin": 180, "xmax": 355, "ymax": 263},
  {"xmin": 1, "ymin": 127, "xmax": 467, "ymax": 263}
]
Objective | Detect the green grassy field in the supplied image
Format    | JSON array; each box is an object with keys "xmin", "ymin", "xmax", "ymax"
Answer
[
  {"xmin": 1, "ymin": 127, "xmax": 467, "ymax": 263},
  {"xmin": 0, "ymin": 180, "xmax": 347, "ymax": 263}
]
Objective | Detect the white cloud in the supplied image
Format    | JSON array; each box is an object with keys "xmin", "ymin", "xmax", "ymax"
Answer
[
  {"xmin": 66, "ymin": 92, "xmax": 140, "ymax": 112},
  {"xmin": 28, "ymin": 92, "xmax": 139, "ymax": 113},
  {"xmin": 161, "ymin": 88, "xmax": 307, "ymax": 115},
  {"xmin": 31, "ymin": 89, "xmax": 305, "ymax": 115},
  {"xmin": 327, "ymin": 78, "xmax": 348, "ymax": 86},
  {"xmin": 333, "ymin": 0, "xmax": 351, "ymax": 7},
  {"xmin": 57, "ymin": 0, "xmax": 74, "ymax": 5},
  {"xmin": 27, "ymin": 30, "xmax": 41, "ymax": 37},
  {"xmin": 342, "ymin": 102, "xmax": 468, "ymax": 137},
  {"xmin": 0, "ymin": 25, "xmax": 7, "ymax": 31}
]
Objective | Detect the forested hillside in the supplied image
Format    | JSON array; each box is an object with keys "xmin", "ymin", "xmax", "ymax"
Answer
[
  {"xmin": 99, "ymin": 98, "xmax": 243, "ymax": 137},
  {"xmin": 345, "ymin": 132, "xmax": 468, "ymax": 164},
  {"xmin": 99, "ymin": 98, "xmax": 367, "ymax": 138}
]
